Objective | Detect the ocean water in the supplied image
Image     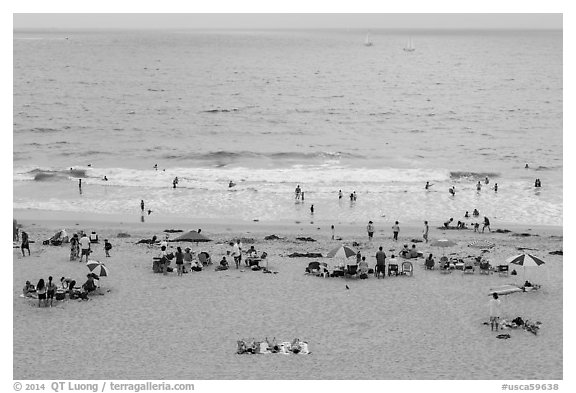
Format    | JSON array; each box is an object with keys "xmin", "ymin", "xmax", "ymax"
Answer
[{"xmin": 13, "ymin": 29, "xmax": 563, "ymax": 226}]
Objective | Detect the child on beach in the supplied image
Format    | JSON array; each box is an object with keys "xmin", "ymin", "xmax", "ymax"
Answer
[
  {"xmin": 104, "ymin": 239, "xmax": 112, "ymax": 257},
  {"xmin": 367, "ymin": 221, "xmax": 374, "ymax": 241},
  {"xmin": 489, "ymin": 293, "xmax": 502, "ymax": 331},
  {"xmin": 392, "ymin": 221, "xmax": 400, "ymax": 241}
]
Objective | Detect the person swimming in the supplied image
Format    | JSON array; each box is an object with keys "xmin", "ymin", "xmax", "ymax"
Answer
[{"xmin": 449, "ymin": 186, "xmax": 455, "ymax": 196}]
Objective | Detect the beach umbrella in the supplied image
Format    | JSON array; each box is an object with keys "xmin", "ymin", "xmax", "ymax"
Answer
[
  {"xmin": 506, "ymin": 253, "xmax": 546, "ymax": 267},
  {"xmin": 326, "ymin": 245, "xmax": 357, "ymax": 259},
  {"xmin": 468, "ymin": 239, "xmax": 495, "ymax": 249},
  {"xmin": 430, "ymin": 239, "xmax": 457, "ymax": 257},
  {"xmin": 171, "ymin": 230, "xmax": 211, "ymax": 243},
  {"xmin": 430, "ymin": 239, "xmax": 457, "ymax": 248},
  {"xmin": 506, "ymin": 253, "xmax": 546, "ymax": 282},
  {"xmin": 86, "ymin": 260, "xmax": 110, "ymax": 277}
]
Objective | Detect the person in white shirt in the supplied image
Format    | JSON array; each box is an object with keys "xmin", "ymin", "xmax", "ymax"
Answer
[
  {"xmin": 232, "ymin": 241, "xmax": 241, "ymax": 269},
  {"xmin": 79, "ymin": 234, "xmax": 91, "ymax": 262},
  {"xmin": 489, "ymin": 293, "xmax": 502, "ymax": 331}
]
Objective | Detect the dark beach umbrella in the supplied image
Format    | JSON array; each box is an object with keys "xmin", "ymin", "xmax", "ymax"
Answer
[{"xmin": 171, "ymin": 230, "xmax": 211, "ymax": 243}]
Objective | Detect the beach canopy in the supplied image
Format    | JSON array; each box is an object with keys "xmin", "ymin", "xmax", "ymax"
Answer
[
  {"xmin": 171, "ymin": 230, "xmax": 211, "ymax": 242},
  {"xmin": 430, "ymin": 239, "xmax": 457, "ymax": 248},
  {"xmin": 506, "ymin": 253, "xmax": 546, "ymax": 267},
  {"xmin": 86, "ymin": 260, "xmax": 109, "ymax": 277},
  {"xmin": 468, "ymin": 239, "xmax": 495, "ymax": 249},
  {"xmin": 326, "ymin": 245, "xmax": 357, "ymax": 259}
]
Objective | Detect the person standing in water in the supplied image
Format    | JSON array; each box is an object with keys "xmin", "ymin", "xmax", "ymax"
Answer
[
  {"xmin": 423, "ymin": 221, "xmax": 429, "ymax": 243},
  {"xmin": 331, "ymin": 225, "xmax": 335, "ymax": 240},
  {"xmin": 392, "ymin": 221, "xmax": 400, "ymax": 241},
  {"xmin": 338, "ymin": 190, "xmax": 343, "ymax": 199},
  {"xmin": 482, "ymin": 216, "xmax": 491, "ymax": 233},
  {"xmin": 476, "ymin": 181, "xmax": 482, "ymax": 191},
  {"xmin": 494, "ymin": 183, "xmax": 498, "ymax": 192},
  {"xmin": 141, "ymin": 200, "xmax": 145, "ymax": 213},
  {"xmin": 173, "ymin": 177, "xmax": 179, "ymax": 188},
  {"xmin": 449, "ymin": 186, "xmax": 455, "ymax": 196},
  {"xmin": 310, "ymin": 204, "xmax": 314, "ymax": 214},
  {"xmin": 425, "ymin": 181, "xmax": 432, "ymax": 190},
  {"xmin": 485, "ymin": 176, "xmax": 489, "ymax": 185},
  {"xmin": 367, "ymin": 221, "xmax": 374, "ymax": 241}
]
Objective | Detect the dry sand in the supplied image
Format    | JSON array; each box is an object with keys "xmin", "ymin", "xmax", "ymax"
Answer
[{"xmin": 13, "ymin": 214, "xmax": 563, "ymax": 380}]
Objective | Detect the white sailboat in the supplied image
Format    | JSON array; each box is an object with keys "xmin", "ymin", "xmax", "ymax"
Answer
[
  {"xmin": 403, "ymin": 37, "xmax": 415, "ymax": 52},
  {"xmin": 364, "ymin": 32, "xmax": 373, "ymax": 47}
]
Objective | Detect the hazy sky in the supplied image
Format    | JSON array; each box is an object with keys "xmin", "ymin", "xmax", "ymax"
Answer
[{"xmin": 13, "ymin": 13, "xmax": 562, "ymax": 30}]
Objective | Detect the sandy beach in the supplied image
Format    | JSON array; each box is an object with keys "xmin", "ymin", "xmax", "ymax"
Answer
[{"xmin": 13, "ymin": 211, "xmax": 563, "ymax": 380}]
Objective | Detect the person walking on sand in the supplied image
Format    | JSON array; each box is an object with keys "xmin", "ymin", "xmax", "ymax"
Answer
[
  {"xmin": 46, "ymin": 276, "xmax": 57, "ymax": 307},
  {"xmin": 392, "ymin": 221, "xmax": 400, "ymax": 241},
  {"xmin": 104, "ymin": 239, "xmax": 112, "ymax": 257},
  {"xmin": 21, "ymin": 231, "xmax": 30, "ymax": 256},
  {"xmin": 482, "ymin": 216, "xmax": 491, "ymax": 233},
  {"xmin": 489, "ymin": 293, "xmax": 502, "ymax": 331},
  {"xmin": 423, "ymin": 221, "xmax": 429, "ymax": 243},
  {"xmin": 79, "ymin": 233, "xmax": 91, "ymax": 262},
  {"xmin": 367, "ymin": 221, "xmax": 374, "ymax": 241}
]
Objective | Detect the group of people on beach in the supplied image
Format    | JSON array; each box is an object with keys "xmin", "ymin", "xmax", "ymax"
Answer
[
  {"xmin": 68, "ymin": 231, "xmax": 112, "ymax": 261},
  {"xmin": 23, "ymin": 274, "xmax": 100, "ymax": 307}
]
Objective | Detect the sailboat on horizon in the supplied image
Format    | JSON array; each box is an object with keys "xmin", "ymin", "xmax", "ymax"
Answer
[
  {"xmin": 403, "ymin": 37, "xmax": 415, "ymax": 52},
  {"xmin": 364, "ymin": 32, "xmax": 374, "ymax": 47}
]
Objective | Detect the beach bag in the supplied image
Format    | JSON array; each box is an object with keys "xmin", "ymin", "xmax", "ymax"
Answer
[{"xmin": 55, "ymin": 291, "xmax": 66, "ymax": 300}]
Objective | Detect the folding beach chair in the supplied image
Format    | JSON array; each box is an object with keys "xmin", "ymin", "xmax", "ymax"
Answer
[
  {"xmin": 388, "ymin": 263, "xmax": 399, "ymax": 277},
  {"xmin": 400, "ymin": 261, "xmax": 414, "ymax": 276},
  {"xmin": 439, "ymin": 256, "xmax": 452, "ymax": 274},
  {"xmin": 479, "ymin": 261, "xmax": 491, "ymax": 275},
  {"xmin": 345, "ymin": 264, "xmax": 358, "ymax": 278},
  {"xmin": 463, "ymin": 260, "xmax": 475, "ymax": 274},
  {"xmin": 496, "ymin": 264, "xmax": 509, "ymax": 276},
  {"xmin": 305, "ymin": 262, "xmax": 321, "ymax": 274}
]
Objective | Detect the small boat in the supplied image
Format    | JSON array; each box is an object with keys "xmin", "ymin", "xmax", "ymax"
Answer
[
  {"xmin": 364, "ymin": 32, "xmax": 373, "ymax": 47},
  {"xmin": 403, "ymin": 37, "xmax": 415, "ymax": 52}
]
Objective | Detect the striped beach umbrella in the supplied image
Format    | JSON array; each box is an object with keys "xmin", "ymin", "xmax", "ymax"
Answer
[
  {"xmin": 505, "ymin": 253, "xmax": 546, "ymax": 267},
  {"xmin": 468, "ymin": 239, "xmax": 495, "ymax": 249},
  {"xmin": 86, "ymin": 260, "xmax": 110, "ymax": 277},
  {"xmin": 326, "ymin": 245, "xmax": 357, "ymax": 259}
]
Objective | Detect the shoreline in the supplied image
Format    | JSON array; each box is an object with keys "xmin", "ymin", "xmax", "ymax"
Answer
[{"xmin": 13, "ymin": 208, "xmax": 563, "ymax": 239}]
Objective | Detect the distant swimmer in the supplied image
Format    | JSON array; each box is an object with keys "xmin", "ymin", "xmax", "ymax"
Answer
[
  {"xmin": 425, "ymin": 181, "xmax": 432, "ymax": 190},
  {"xmin": 338, "ymin": 190, "xmax": 343, "ymax": 199},
  {"xmin": 87, "ymin": 163, "xmax": 92, "ymax": 167},
  {"xmin": 141, "ymin": 200, "xmax": 145, "ymax": 213},
  {"xmin": 525, "ymin": 163, "xmax": 529, "ymax": 169},
  {"xmin": 494, "ymin": 183, "xmax": 498, "ymax": 192},
  {"xmin": 229, "ymin": 180, "xmax": 236, "ymax": 188},
  {"xmin": 353, "ymin": 191, "xmax": 357, "ymax": 201},
  {"xmin": 147, "ymin": 209, "xmax": 153, "ymax": 215},
  {"xmin": 485, "ymin": 176, "xmax": 489, "ymax": 185},
  {"xmin": 173, "ymin": 177, "xmax": 179, "ymax": 188},
  {"xmin": 449, "ymin": 186, "xmax": 455, "ymax": 196},
  {"xmin": 534, "ymin": 179, "xmax": 541, "ymax": 188},
  {"xmin": 154, "ymin": 164, "xmax": 158, "ymax": 170},
  {"xmin": 476, "ymin": 181, "xmax": 482, "ymax": 191},
  {"xmin": 103, "ymin": 176, "xmax": 108, "ymax": 181}
]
